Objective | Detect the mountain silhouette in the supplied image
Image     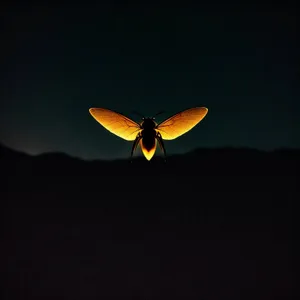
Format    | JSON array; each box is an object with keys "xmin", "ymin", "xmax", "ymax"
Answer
[{"xmin": 1, "ymin": 143, "xmax": 297, "ymax": 299}]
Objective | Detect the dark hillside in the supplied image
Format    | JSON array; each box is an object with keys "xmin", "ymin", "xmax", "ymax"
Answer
[{"xmin": 1, "ymin": 143, "xmax": 297, "ymax": 299}]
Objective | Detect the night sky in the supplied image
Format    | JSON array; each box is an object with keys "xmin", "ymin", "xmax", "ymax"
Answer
[{"xmin": 1, "ymin": 2, "xmax": 299, "ymax": 160}]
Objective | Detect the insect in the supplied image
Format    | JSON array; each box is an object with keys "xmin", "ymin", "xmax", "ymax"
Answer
[{"xmin": 89, "ymin": 107, "xmax": 208, "ymax": 161}]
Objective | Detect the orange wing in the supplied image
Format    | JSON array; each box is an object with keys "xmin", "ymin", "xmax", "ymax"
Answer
[
  {"xmin": 157, "ymin": 107, "xmax": 208, "ymax": 140},
  {"xmin": 89, "ymin": 108, "xmax": 141, "ymax": 141}
]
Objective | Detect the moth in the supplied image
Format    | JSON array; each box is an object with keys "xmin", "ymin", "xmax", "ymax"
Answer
[{"xmin": 89, "ymin": 107, "xmax": 208, "ymax": 161}]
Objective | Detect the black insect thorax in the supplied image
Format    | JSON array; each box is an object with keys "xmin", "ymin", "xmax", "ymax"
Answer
[{"xmin": 141, "ymin": 118, "xmax": 156, "ymax": 130}]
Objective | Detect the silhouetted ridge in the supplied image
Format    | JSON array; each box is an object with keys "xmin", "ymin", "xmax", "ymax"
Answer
[
  {"xmin": 1, "ymin": 143, "xmax": 300, "ymax": 176},
  {"xmin": 1, "ymin": 141, "xmax": 296, "ymax": 300}
]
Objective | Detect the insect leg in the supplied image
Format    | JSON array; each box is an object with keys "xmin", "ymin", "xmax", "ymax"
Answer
[
  {"xmin": 156, "ymin": 132, "xmax": 167, "ymax": 162},
  {"xmin": 130, "ymin": 133, "xmax": 142, "ymax": 162}
]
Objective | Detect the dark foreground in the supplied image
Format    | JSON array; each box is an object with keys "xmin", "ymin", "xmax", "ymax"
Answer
[{"xmin": 1, "ymin": 144, "xmax": 298, "ymax": 299}]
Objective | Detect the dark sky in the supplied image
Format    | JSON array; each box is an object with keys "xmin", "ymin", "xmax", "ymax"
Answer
[{"xmin": 1, "ymin": 1, "xmax": 299, "ymax": 160}]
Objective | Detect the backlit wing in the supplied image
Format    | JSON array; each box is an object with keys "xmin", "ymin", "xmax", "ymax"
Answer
[
  {"xmin": 157, "ymin": 107, "xmax": 208, "ymax": 140},
  {"xmin": 89, "ymin": 108, "xmax": 141, "ymax": 141}
]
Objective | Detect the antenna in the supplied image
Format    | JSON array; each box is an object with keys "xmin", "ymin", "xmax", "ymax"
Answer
[
  {"xmin": 152, "ymin": 110, "xmax": 166, "ymax": 119},
  {"xmin": 132, "ymin": 110, "xmax": 145, "ymax": 119}
]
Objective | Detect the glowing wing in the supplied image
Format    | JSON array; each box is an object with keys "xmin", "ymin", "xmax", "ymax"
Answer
[
  {"xmin": 157, "ymin": 107, "xmax": 208, "ymax": 140},
  {"xmin": 89, "ymin": 108, "xmax": 141, "ymax": 141}
]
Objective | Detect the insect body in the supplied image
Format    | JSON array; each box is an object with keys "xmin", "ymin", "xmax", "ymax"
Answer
[
  {"xmin": 89, "ymin": 107, "xmax": 208, "ymax": 161},
  {"xmin": 131, "ymin": 117, "xmax": 166, "ymax": 161}
]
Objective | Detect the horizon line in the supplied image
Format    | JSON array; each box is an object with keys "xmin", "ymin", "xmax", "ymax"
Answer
[{"xmin": 1, "ymin": 142, "xmax": 299, "ymax": 162}]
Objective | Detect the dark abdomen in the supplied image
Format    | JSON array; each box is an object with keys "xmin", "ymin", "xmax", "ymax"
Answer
[{"xmin": 141, "ymin": 129, "xmax": 156, "ymax": 151}]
